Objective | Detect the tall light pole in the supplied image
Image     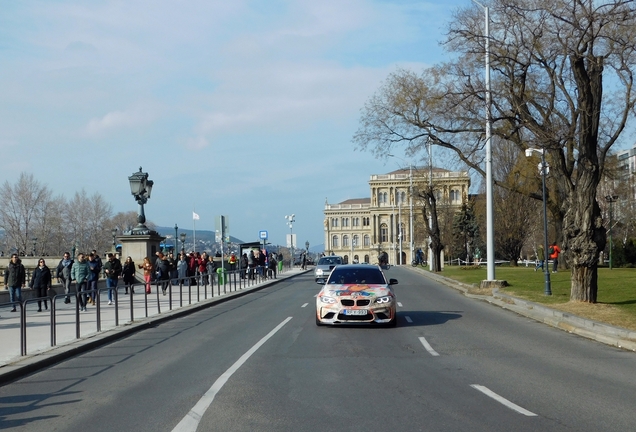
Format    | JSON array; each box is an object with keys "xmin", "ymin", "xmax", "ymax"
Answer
[
  {"xmin": 605, "ymin": 195, "xmax": 618, "ymax": 270},
  {"xmin": 174, "ymin": 224, "xmax": 179, "ymax": 254},
  {"xmin": 472, "ymin": 0, "xmax": 495, "ymax": 281},
  {"xmin": 285, "ymin": 214, "xmax": 295, "ymax": 266},
  {"xmin": 180, "ymin": 232, "xmax": 186, "ymax": 253},
  {"xmin": 388, "ymin": 154, "xmax": 414, "ymax": 265},
  {"xmin": 526, "ymin": 148, "xmax": 552, "ymax": 295}
]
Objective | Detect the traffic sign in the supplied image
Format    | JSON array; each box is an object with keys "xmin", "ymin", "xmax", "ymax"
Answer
[{"xmin": 259, "ymin": 230, "xmax": 268, "ymax": 240}]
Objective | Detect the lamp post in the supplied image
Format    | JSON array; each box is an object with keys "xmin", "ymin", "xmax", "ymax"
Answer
[
  {"xmin": 72, "ymin": 242, "xmax": 77, "ymax": 260},
  {"xmin": 285, "ymin": 214, "xmax": 295, "ymax": 266},
  {"xmin": 180, "ymin": 233, "xmax": 186, "ymax": 253},
  {"xmin": 126, "ymin": 167, "xmax": 154, "ymax": 235},
  {"xmin": 111, "ymin": 228, "xmax": 118, "ymax": 250},
  {"xmin": 32, "ymin": 237, "xmax": 37, "ymax": 257},
  {"xmin": 526, "ymin": 147, "xmax": 552, "ymax": 295},
  {"xmin": 388, "ymin": 154, "xmax": 414, "ymax": 266},
  {"xmin": 174, "ymin": 224, "xmax": 179, "ymax": 254},
  {"xmin": 472, "ymin": 0, "xmax": 495, "ymax": 281},
  {"xmin": 605, "ymin": 195, "xmax": 618, "ymax": 270}
]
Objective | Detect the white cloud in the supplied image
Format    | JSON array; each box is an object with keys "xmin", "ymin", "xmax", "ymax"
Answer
[{"xmin": 85, "ymin": 105, "xmax": 161, "ymax": 136}]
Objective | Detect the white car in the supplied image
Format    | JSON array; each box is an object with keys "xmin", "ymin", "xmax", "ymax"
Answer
[
  {"xmin": 315, "ymin": 264, "xmax": 397, "ymax": 327},
  {"xmin": 314, "ymin": 255, "xmax": 343, "ymax": 283}
]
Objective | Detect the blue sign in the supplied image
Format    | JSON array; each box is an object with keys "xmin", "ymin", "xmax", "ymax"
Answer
[{"xmin": 259, "ymin": 230, "xmax": 268, "ymax": 240}]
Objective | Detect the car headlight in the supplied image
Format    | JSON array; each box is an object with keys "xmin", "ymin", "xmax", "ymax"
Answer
[
  {"xmin": 375, "ymin": 296, "xmax": 393, "ymax": 304},
  {"xmin": 316, "ymin": 269, "xmax": 324, "ymax": 276},
  {"xmin": 320, "ymin": 296, "xmax": 337, "ymax": 304}
]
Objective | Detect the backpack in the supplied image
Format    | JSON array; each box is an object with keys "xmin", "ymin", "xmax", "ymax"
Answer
[{"xmin": 548, "ymin": 246, "xmax": 555, "ymax": 255}]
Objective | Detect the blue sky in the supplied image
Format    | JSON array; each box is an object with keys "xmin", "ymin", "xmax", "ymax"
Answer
[{"xmin": 0, "ymin": 0, "xmax": 467, "ymax": 249}]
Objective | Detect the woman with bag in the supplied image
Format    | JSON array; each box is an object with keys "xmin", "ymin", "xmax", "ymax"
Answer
[
  {"xmin": 138, "ymin": 257, "xmax": 153, "ymax": 294},
  {"xmin": 30, "ymin": 258, "xmax": 52, "ymax": 312},
  {"xmin": 122, "ymin": 256, "xmax": 136, "ymax": 294}
]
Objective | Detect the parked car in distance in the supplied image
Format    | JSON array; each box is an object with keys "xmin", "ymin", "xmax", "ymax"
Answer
[
  {"xmin": 315, "ymin": 264, "xmax": 397, "ymax": 327},
  {"xmin": 314, "ymin": 255, "xmax": 343, "ymax": 283}
]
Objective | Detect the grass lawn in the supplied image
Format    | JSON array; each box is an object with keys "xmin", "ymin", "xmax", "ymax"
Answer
[{"xmin": 426, "ymin": 265, "xmax": 636, "ymax": 331}]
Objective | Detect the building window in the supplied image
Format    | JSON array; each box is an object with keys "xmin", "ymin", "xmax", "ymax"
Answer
[
  {"xmin": 332, "ymin": 235, "xmax": 339, "ymax": 248},
  {"xmin": 343, "ymin": 235, "xmax": 349, "ymax": 247},
  {"xmin": 380, "ymin": 224, "xmax": 388, "ymax": 242},
  {"xmin": 363, "ymin": 217, "xmax": 370, "ymax": 226},
  {"xmin": 383, "ymin": 192, "xmax": 388, "ymax": 204},
  {"xmin": 352, "ymin": 217, "xmax": 359, "ymax": 227},
  {"xmin": 342, "ymin": 218, "xmax": 349, "ymax": 227},
  {"xmin": 364, "ymin": 234, "xmax": 370, "ymax": 246},
  {"xmin": 352, "ymin": 235, "xmax": 359, "ymax": 248},
  {"xmin": 331, "ymin": 218, "xmax": 338, "ymax": 227},
  {"xmin": 364, "ymin": 254, "xmax": 370, "ymax": 263}
]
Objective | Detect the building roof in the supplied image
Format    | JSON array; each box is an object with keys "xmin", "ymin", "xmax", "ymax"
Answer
[
  {"xmin": 338, "ymin": 198, "xmax": 371, "ymax": 205},
  {"xmin": 387, "ymin": 167, "xmax": 449, "ymax": 175}
]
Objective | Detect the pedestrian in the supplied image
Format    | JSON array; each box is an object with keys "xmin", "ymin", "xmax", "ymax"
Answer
[
  {"xmin": 247, "ymin": 250, "xmax": 256, "ymax": 280},
  {"xmin": 549, "ymin": 242, "xmax": 562, "ymax": 273},
  {"xmin": 56, "ymin": 252, "xmax": 74, "ymax": 304},
  {"xmin": 156, "ymin": 252, "xmax": 171, "ymax": 295},
  {"xmin": 240, "ymin": 253, "xmax": 248, "ymax": 279},
  {"xmin": 177, "ymin": 253, "xmax": 188, "ymax": 286},
  {"xmin": 71, "ymin": 253, "xmax": 91, "ymax": 312},
  {"xmin": 103, "ymin": 253, "xmax": 122, "ymax": 305},
  {"xmin": 122, "ymin": 256, "xmax": 136, "ymax": 294},
  {"xmin": 167, "ymin": 252, "xmax": 178, "ymax": 286},
  {"xmin": 30, "ymin": 258, "xmax": 52, "ymax": 312},
  {"xmin": 268, "ymin": 254, "xmax": 277, "ymax": 279},
  {"xmin": 206, "ymin": 255, "xmax": 217, "ymax": 287},
  {"xmin": 4, "ymin": 254, "xmax": 26, "ymax": 312},
  {"xmin": 534, "ymin": 245, "xmax": 545, "ymax": 271},
  {"xmin": 301, "ymin": 253, "xmax": 307, "ymax": 270},
  {"xmin": 86, "ymin": 253, "xmax": 101, "ymax": 305},
  {"xmin": 197, "ymin": 252, "xmax": 207, "ymax": 285},
  {"xmin": 138, "ymin": 257, "xmax": 153, "ymax": 294},
  {"xmin": 228, "ymin": 253, "xmax": 237, "ymax": 271}
]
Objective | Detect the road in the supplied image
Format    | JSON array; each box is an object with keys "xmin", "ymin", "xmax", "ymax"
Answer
[{"xmin": 1, "ymin": 266, "xmax": 635, "ymax": 431}]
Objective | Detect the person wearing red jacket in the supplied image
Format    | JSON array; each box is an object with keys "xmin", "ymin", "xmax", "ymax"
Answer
[{"xmin": 549, "ymin": 242, "xmax": 561, "ymax": 273}]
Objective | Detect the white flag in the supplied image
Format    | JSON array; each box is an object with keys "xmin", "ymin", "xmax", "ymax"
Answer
[{"xmin": 193, "ymin": 212, "xmax": 200, "ymax": 220}]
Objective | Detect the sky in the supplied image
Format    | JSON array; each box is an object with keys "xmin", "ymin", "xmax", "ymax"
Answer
[{"xmin": 0, "ymin": 0, "xmax": 470, "ymax": 249}]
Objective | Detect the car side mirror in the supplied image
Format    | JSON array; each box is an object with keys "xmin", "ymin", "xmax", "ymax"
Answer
[{"xmin": 389, "ymin": 279, "xmax": 398, "ymax": 285}]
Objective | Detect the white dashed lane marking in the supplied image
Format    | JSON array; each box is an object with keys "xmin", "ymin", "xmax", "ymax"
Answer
[
  {"xmin": 418, "ymin": 336, "xmax": 440, "ymax": 356},
  {"xmin": 470, "ymin": 384, "xmax": 537, "ymax": 417},
  {"xmin": 301, "ymin": 303, "xmax": 308, "ymax": 308}
]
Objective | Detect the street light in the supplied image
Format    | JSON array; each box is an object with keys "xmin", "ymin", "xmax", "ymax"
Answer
[
  {"xmin": 388, "ymin": 154, "xmax": 414, "ymax": 266},
  {"xmin": 111, "ymin": 228, "xmax": 118, "ymax": 249},
  {"xmin": 526, "ymin": 147, "xmax": 552, "ymax": 295},
  {"xmin": 472, "ymin": 0, "xmax": 495, "ymax": 281},
  {"xmin": 179, "ymin": 232, "xmax": 186, "ymax": 253},
  {"xmin": 32, "ymin": 237, "xmax": 37, "ymax": 257},
  {"xmin": 285, "ymin": 214, "xmax": 295, "ymax": 266},
  {"xmin": 126, "ymin": 167, "xmax": 154, "ymax": 235},
  {"xmin": 605, "ymin": 195, "xmax": 618, "ymax": 270},
  {"xmin": 174, "ymin": 224, "xmax": 179, "ymax": 254}
]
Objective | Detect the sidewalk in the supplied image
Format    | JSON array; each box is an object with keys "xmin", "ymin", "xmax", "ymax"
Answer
[
  {"xmin": 415, "ymin": 267, "xmax": 636, "ymax": 352},
  {"xmin": 0, "ymin": 268, "xmax": 309, "ymax": 385}
]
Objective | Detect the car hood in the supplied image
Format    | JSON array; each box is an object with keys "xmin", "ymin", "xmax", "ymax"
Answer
[{"xmin": 320, "ymin": 284, "xmax": 392, "ymax": 298}]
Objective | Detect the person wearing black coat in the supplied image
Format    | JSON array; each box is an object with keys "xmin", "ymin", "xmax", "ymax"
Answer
[
  {"xmin": 30, "ymin": 258, "xmax": 52, "ymax": 312},
  {"xmin": 122, "ymin": 256, "xmax": 136, "ymax": 294}
]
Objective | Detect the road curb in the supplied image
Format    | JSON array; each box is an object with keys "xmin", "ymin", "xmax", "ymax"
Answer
[
  {"xmin": 0, "ymin": 270, "xmax": 310, "ymax": 386},
  {"xmin": 412, "ymin": 266, "xmax": 636, "ymax": 352}
]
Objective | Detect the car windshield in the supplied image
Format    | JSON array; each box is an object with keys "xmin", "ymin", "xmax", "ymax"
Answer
[
  {"xmin": 327, "ymin": 268, "xmax": 386, "ymax": 285},
  {"xmin": 318, "ymin": 257, "xmax": 342, "ymax": 266}
]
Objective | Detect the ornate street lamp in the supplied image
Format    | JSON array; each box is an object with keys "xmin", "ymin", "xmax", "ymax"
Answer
[
  {"xmin": 305, "ymin": 241, "xmax": 309, "ymax": 251},
  {"xmin": 32, "ymin": 237, "xmax": 37, "ymax": 256},
  {"xmin": 285, "ymin": 214, "xmax": 295, "ymax": 265},
  {"xmin": 174, "ymin": 224, "xmax": 179, "ymax": 253},
  {"xmin": 605, "ymin": 195, "xmax": 619, "ymax": 270},
  {"xmin": 180, "ymin": 232, "xmax": 187, "ymax": 253},
  {"xmin": 111, "ymin": 228, "xmax": 118, "ymax": 248},
  {"xmin": 126, "ymin": 167, "xmax": 154, "ymax": 235},
  {"xmin": 526, "ymin": 148, "xmax": 552, "ymax": 296}
]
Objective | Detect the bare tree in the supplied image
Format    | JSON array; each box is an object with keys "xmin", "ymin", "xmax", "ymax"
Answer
[
  {"xmin": 64, "ymin": 189, "xmax": 113, "ymax": 254},
  {"xmin": 354, "ymin": 0, "xmax": 636, "ymax": 302},
  {"xmin": 0, "ymin": 173, "xmax": 51, "ymax": 255}
]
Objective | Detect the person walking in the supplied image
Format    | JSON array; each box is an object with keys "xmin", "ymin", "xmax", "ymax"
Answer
[
  {"xmin": 71, "ymin": 253, "xmax": 91, "ymax": 312},
  {"xmin": 301, "ymin": 253, "xmax": 307, "ymax": 270},
  {"xmin": 122, "ymin": 256, "xmax": 136, "ymax": 294},
  {"xmin": 103, "ymin": 253, "xmax": 122, "ymax": 305},
  {"xmin": 56, "ymin": 252, "xmax": 74, "ymax": 304},
  {"xmin": 4, "ymin": 254, "xmax": 26, "ymax": 313},
  {"xmin": 534, "ymin": 245, "xmax": 545, "ymax": 272},
  {"xmin": 30, "ymin": 258, "xmax": 52, "ymax": 312},
  {"xmin": 86, "ymin": 253, "xmax": 101, "ymax": 305},
  {"xmin": 138, "ymin": 257, "xmax": 153, "ymax": 294},
  {"xmin": 228, "ymin": 253, "xmax": 237, "ymax": 271},
  {"xmin": 156, "ymin": 253, "xmax": 171, "ymax": 295},
  {"xmin": 549, "ymin": 242, "xmax": 562, "ymax": 273},
  {"xmin": 177, "ymin": 253, "xmax": 188, "ymax": 286},
  {"xmin": 206, "ymin": 255, "xmax": 217, "ymax": 287}
]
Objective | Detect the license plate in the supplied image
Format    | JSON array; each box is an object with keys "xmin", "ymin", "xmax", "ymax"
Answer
[{"xmin": 344, "ymin": 309, "xmax": 368, "ymax": 316}]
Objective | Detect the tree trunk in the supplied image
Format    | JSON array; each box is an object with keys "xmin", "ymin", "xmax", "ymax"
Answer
[
  {"xmin": 420, "ymin": 188, "xmax": 444, "ymax": 272},
  {"xmin": 570, "ymin": 265, "xmax": 598, "ymax": 303}
]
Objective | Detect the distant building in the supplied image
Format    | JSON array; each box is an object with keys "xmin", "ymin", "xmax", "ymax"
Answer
[{"xmin": 324, "ymin": 167, "xmax": 470, "ymax": 265}]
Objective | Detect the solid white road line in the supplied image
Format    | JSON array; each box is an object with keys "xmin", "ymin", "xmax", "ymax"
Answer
[
  {"xmin": 405, "ymin": 316, "xmax": 413, "ymax": 323},
  {"xmin": 418, "ymin": 336, "xmax": 440, "ymax": 356},
  {"xmin": 301, "ymin": 303, "xmax": 308, "ymax": 308},
  {"xmin": 470, "ymin": 384, "xmax": 537, "ymax": 417},
  {"xmin": 172, "ymin": 317, "xmax": 293, "ymax": 432}
]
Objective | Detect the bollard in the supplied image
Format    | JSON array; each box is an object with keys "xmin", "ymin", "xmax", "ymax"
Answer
[{"xmin": 278, "ymin": 260, "xmax": 283, "ymax": 272}]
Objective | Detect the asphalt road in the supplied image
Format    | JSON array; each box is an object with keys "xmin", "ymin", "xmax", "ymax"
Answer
[{"xmin": 1, "ymin": 266, "xmax": 635, "ymax": 431}]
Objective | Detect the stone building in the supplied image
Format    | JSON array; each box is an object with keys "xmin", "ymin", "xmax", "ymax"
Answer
[{"xmin": 324, "ymin": 167, "xmax": 470, "ymax": 265}]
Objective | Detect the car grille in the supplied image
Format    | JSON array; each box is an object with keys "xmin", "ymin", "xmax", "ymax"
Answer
[
  {"xmin": 340, "ymin": 299, "xmax": 371, "ymax": 306},
  {"xmin": 336, "ymin": 313, "xmax": 372, "ymax": 321}
]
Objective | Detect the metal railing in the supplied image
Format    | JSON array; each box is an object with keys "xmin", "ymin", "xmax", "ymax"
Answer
[{"xmin": 0, "ymin": 264, "xmax": 291, "ymax": 358}]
